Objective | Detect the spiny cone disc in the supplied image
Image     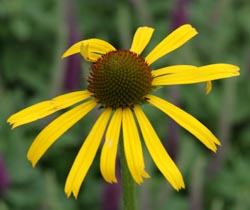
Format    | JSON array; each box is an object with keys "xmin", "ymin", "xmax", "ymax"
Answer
[{"xmin": 88, "ymin": 50, "xmax": 153, "ymax": 109}]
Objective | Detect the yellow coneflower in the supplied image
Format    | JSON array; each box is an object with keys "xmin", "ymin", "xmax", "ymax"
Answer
[{"xmin": 7, "ymin": 24, "xmax": 239, "ymax": 198}]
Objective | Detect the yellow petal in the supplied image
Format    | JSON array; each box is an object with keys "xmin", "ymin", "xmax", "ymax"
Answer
[
  {"xmin": 62, "ymin": 38, "xmax": 116, "ymax": 60},
  {"xmin": 80, "ymin": 42, "xmax": 99, "ymax": 62},
  {"xmin": 65, "ymin": 108, "xmax": 112, "ymax": 198},
  {"xmin": 100, "ymin": 108, "xmax": 122, "ymax": 183},
  {"xmin": 148, "ymin": 95, "xmax": 221, "ymax": 152},
  {"xmin": 7, "ymin": 91, "xmax": 92, "ymax": 128},
  {"xmin": 80, "ymin": 38, "xmax": 116, "ymax": 62},
  {"xmin": 152, "ymin": 65, "xmax": 197, "ymax": 77},
  {"xmin": 152, "ymin": 67, "xmax": 215, "ymax": 94},
  {"xmin": 145, "ymin": 24, "xmax": 198, "ymax": 65},
  {"xmin": 27, "ymin": 100, "xmax": 97, "ymax": 167},
  {"xmin": 62, "ymin": 40, "xmax": 85, "ymax": 58},
  {"xmin": 130, "ymin": 27, "xmax": 154, "ymax": 55},
  {"xmin": 122, "ymin": 108, "xmax": 150, "ymax": 184},
  {"xmin": 152, "ymin": 64, "xmax": 240, "ymax": 86},
  {"xmin": 206, "ymin": 81, "xmax": 212, "ymax": 94},
  {"xmin": 134, "ymin": 105, "xmax": 185, "ymax": 190}
]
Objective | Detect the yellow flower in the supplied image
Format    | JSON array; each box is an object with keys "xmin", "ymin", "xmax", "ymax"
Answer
[{"xmin": 7, "ymin": 24, "xmax": 240, "ymax": 198}]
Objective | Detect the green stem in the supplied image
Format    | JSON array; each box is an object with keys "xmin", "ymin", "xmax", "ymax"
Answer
[{"xmin": 120, "ymin": 140, "xmax": 137, "ymax": 210}]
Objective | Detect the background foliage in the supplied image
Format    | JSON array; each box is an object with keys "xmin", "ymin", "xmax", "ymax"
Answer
[{"xmin": 0, "ymin": 0, "xmax": 249, "ymax": 210}]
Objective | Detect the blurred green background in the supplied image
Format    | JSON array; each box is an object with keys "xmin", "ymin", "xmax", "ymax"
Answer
[{"xmin": 0, "ymin": 0, "xmax": 249, "ymax": 210}]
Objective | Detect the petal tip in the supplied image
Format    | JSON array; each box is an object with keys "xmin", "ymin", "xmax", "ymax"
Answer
[
  {"xmin": 61, "ymin": 53, "xmax": 67, "ymax": 59},
  {"xmin": 174, "ymin": 178, "xmax": 185, "ymax": 191},
  {"xmin": 143, "ymin": 171, "xmax": 151, "ymax": 179},
  {"xmin": 10, "ymin": 123, "xmax": 18, "ymax": 129},
  {"xmin": 61, "ymin": 50, "xmax": 74, "ymax": 59},
  {"xmin": 28, "ymin": 159, "xmax": 36, "ymax": 168},
  {"xmin": 210, "ymin": 146, "xmax": 218, "ymax": 153},
  {"xmin": 27, "ymin": 153, "xmax": 37, "ymax": 168},
  {"xmin": 217, "ymin": 141, "xmax": 222, "ymax": 146},
  {"xmin": 181, "ymin": 24, "xmax": 198, "ymax": 34},
  {"xmin": 231, "ymin": 64, "xmax": 240, "ymax": 71},
  {"xmin": 205, "ymin": 81, "xmax": 212, "ymax": 95},
  {"xmin": 176, "ymin": 185, "xmax": 185, "ymax": 191},
  {"xmin": 73, "ymin": 190, "xmax": 79, "ymax": 199},
  {"xmin": 65, "ymin": 191, "xmax": 72, "ymax": 198},
  {"xmin": 6, "ymin": 118, "xmax": 15, "ymax": 128}
]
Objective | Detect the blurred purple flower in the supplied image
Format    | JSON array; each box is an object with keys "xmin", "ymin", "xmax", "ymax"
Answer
[
  {"xmin": 102, "ymin": 182, "xmax": 121, "ymax": 210},
  {"xmin": 0, "ymin": 154, "xmax": 10, "ymax": 193},
  {"xmin": 171, "ymin": 0, "xmax": 189, "ymax": 29},
  {"xmin": 63, "ymin": 0, "xmax": 82, "ymax": 91},
  {"xmin": 102, "ymin": 160, "xmax": 121, "ymax": 210}
]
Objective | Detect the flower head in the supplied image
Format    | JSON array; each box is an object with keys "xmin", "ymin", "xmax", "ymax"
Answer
[{"xmin": 7, "ymin": 24, "xmax": 240, "ymax": 198}]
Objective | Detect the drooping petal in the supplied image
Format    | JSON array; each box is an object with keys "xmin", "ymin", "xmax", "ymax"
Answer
[
  {"xmin": 80, "ymin": 42, "xmax": 100, "ymax": 62},
  {"xmin": 7, "ymin": 91, "xmax": 92, "ymax": 128},
  {"xmin": 62, "ymin": 40, "xmax": 86, "ymax": 58},
  {"xmin": 122, "ymin": 108, "xmax": 150, "ymax": 184},
  {"xmin": 152, "ymin": 64, "xmax": 240, "ymax": 86},
  {"xmin": 80, "ymin": 39, "xmax": 116, "ymax": 62},
  {"xmin": 62, "ymin": 39, "xmax": 116, "ymax": 61},
  {"xmin": 134, "ymin": 105, "xmax": 185, "ymax": 190},
  {"xmin": 27, "ymin": 100, "xmax": 97, "ymax": 167},
  {"xmin": 100, "ymin": 108, "xmax": 122, "ymax": 183},
  {"xmin": 152, "ymin": 66, "xmax": 213, "ymax": 94},
  {"xmin": 206, "ymin": 81, "xmax": 212, "ymax": 94},
  {"xmin": 152, "ymin": 65, "xmax": 197, "ymax": 77},
  {"xmin": 65, "ymin": 108, "xmax": 112, "ymax": 198},
  {"xmin": 148, "ymin": 95, "xmax": 221, "ymax": 152},
  {"xmin": 130, "ymin": 27, "xmax": 154, "ymax": 55},
  {"xmin": 145, "ymin": 24, "xmax": 198, "ymax": 65}
]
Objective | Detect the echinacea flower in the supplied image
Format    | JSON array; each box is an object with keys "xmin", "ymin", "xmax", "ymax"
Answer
[{"xmin": 7, "ymin": 24, "xmax": 240, "ymax": 198}]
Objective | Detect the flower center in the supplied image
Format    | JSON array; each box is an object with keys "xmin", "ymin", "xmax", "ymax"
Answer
[{"xmin": 87, "ymin": 50, "xmax": 153, "ymax": 109}]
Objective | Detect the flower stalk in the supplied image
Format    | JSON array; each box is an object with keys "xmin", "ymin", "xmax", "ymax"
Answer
[{"xmin": 120, "ymin": 139, "xmax": 137, "ymax": 210}]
